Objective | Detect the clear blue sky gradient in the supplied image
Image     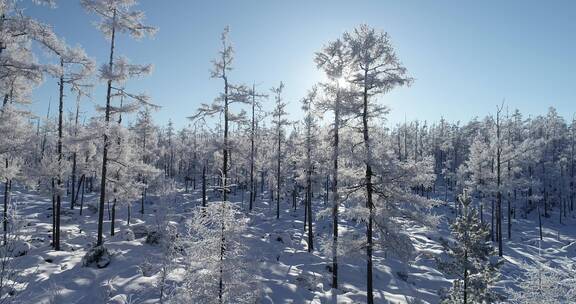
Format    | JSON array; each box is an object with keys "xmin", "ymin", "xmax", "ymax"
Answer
[{"xmin": 25, "ymin": 0, "xmax": 576, "ymax": 128}]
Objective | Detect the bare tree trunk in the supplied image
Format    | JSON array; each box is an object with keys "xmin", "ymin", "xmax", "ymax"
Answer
[
  {"xmin": 54, "ymin": 57, "xmax": 65, "ymax": 251},
  {"xmin": 361, "ymin": 69, "xmax": 375, "ymax": 304},
  {"xmin": 110, "ymin": 199, "xmax": 116, "ymax": 236},
  {"xmin": 2, "ymin": 176, "xmax": 8, "ymax": 246},
  {"xmin": 202, "ymin": 164, "xmax": 207, "ymax": 207},
  {"xmin": 276, "ymin": 124, "xmax": 281, "ymax": 220},
  {"xmin": 249, "ymin": 84, "xmax": 256, "ymax": 212},
  {"xmin": 78, "ymin": 175, "xmax": 85, "ymax": 215},
  {"xmin": 331, "ymin": 97, "xmax": 340, "ymax": 289},
  {"xmin": 218, "ymin": 203, "xmax": 225, "ymax": 304},
  {"xmin": 70, "ymin": 93, "xmax": 81, "ymax": 209},
  {"xmin": 306, "ymin": 163, "xmax": 313, "ymax": 252},
  {"xmin": 222, "ymin": 74, "xmax": 229, "ymax": 203},
  {"xmin": 496, "ymin": 108, "xmax": 503, "ymax": 257},
  {"xmin": 303, "ymin": 189, "xmax": 308, "ymax": 231},
  {"xmin": 463, "ymin": 250, "xmax": 468, "ymax": 304},
  {"xmin": 97, "ymin": 9, "xmax": 117, "ymax": 247}
]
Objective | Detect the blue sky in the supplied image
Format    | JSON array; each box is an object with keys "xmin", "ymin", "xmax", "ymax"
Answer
[{"xmin": 25, "ymin": 0, "xmax": 576, "ymax": 128}]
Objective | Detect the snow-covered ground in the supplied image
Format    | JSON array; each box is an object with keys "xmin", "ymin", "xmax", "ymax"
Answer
[{"xmin": 7, "ymin": 185, "xmax": 576, "ymax": 303}]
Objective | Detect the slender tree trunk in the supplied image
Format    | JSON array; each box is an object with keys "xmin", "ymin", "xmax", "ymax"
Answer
[
  {"xmin": 70, "ymin": 94, "xmax": 81, "ymax": 209},
  {"xmin": 249, "ymin": 84, "xmax": 256, "ymax": 212},
  {"xmin": 222, "ymin": 74, "xmax": 229, "ymax": 203},
  {"xmin": 202, "ymin": 164, "xmax": 207, "ymax": 207},
  {"xmin": 538, "ymin": 204, "xmax": 543, "ymax": 240},
  {"xmin": 508, "ymin": 196, "xmax": 512, "ymax": 240},
  {"xmin": 110, "ymin": 199, "xmax": 116, "ymax": 236},
  {"xmin": 496, "ymin": 110, "xmax": 503, "ymax": 257},
  {"xmin": 306, "ymin": 165, "xmax": 313, "ymax": 252},
  {"xmin": 276, "ymin": 125, "xmax": 281, "ymax": 219},
  {"xmin": 463, "ymin": 250, "xmax": 468, "ymax": 304},
  {"xmin": 51, "ymin": 179, "xmax": 55, "ymax": 248},
  {"xmin": 97, "ymin": 10, "xmax": 117, "ymax": 247},
  {"xmin": 71, "ymin": 152, "xmax": 77, "ymax": 209},
  {"xmin": 140, "ymin": 189, "xmax": 146, "ymax": 215},
  {"xmin": 361, "ymin": 69, "xmax": 375, "ymax": 304},
  {"xmin": 54, "ymin": 57, "xmax": 65, "ymax": 251},
  {"xmin": 2, "ymin": 177, "xmax": 8, "ymax": 246},
  {"xmin": 127, "ymin": 204, "xmax": 131, "ymax": 226},
  {"xmin": 218, "ymin": 203, "xmax": 225, "ymax": 304},
  {"xmin": 332, "ymin": 98, "xmax": 340, "ymax": 289},
  {"xmin": 78, "ymin": 175, "xmax": 85, "ymax": 215}
]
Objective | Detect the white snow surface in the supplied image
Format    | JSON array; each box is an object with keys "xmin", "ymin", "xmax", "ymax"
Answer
[{"xmin": 6, "ymin": 185, "xmax": 576, "ymax": 303}]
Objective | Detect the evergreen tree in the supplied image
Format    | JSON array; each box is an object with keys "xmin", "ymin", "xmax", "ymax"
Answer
[{"xmin": 437, "ymin": 190, "xmax": 501, "ymax": 304}]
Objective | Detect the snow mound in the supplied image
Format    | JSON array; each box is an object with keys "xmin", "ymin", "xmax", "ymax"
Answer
[{"xmin": 82, "ymin": 245, "xmax": 111, "ymax": 268}]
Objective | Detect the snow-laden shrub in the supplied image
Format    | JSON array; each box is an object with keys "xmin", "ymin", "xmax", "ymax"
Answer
[
  {"xmin": 116, "ymin": 229, "xmax": 135, "ymax": 242},
  {"xmin": 145, "ymin": 230, "xmax": 162, "ymax": 245},
  {"xmin": 138, "ymin": 257, "xmax": 155, "ymax": 277},
  {"xmin": 82, "ymin": 245, "xmax": 111, "ymax": 268},
  {"xmin": 507, "ymin": 262, "xmax": 576, "ymax": 304},
  {"xmin": 171, "ymin": 202, "xmax": 260, "ymax": 303},
  {"xmin": 131, "ymin": 224, "xmax": 148, "ymax": 239},
  {"xmin": 0, "ymin": 239, "xmax": 31, "ymax": 257}
]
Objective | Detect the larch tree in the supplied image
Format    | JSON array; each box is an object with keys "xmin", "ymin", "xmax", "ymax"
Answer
[
  {"xmin": 47, "ymin": 44, "xmax": 94, "ymax": 250},
  {"xmin": 81, "ymin": 0, "xmax": 157, "ymax": 247},
  {"xmin": 248, "ymin": 84, "xmax": 266, "ymax": 211},
  {"xmin": 314, "ymin": 37, "xmax": 354, "ymax": 290},
  {"xmin": 0, "ymin": 0, "xmax": 62, "ymax": 246},
  {"xmin": 300, "ymin": 86, "xmax": 317, "ymax": 252},
  {"xmin": 131, "ymin": 107, "xmax": 159, "ymax": 215},
  {"xmin": 174, "ymin": 202, "xmax": 259, "ymax": 304},
  {"xmin": 270, "ymin": 82, "xmax": 289, "ymax": 219},
  {"xmin": 343, "ymin": 24, "xmax": 412, "ymax": 304},
  {"xmin": 189, "ymin": 26, "xmax": 249, "ymax": 203}
]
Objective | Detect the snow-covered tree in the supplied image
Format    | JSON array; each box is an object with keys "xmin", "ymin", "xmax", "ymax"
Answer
[
  {"xmin": 507, "ymin": 262, "xmax": 576, "ymax": 304},
  {"xmin": 189, "ymin": 26, "xmax": 249, "ymax": 203},
  {"xmin": 343, "ymin": 24, "xmax": 412, "ymax": 304},
  {"xmin": 314, "ymin": 36, "xmax": 355, "ymax": 290},
  {"xmin": 300, "ymin": 86, "xmax": 317, "ymax": 252},
  {"xmin": 437, "ymin": 190, "xmax": 501, "ymax": 304},
  {"xmin": 173, "ymin": 202, "xmax": 258, "ymax": 303},
  {"xmin": 81, "ymin": 0, "xmax": 157, "ymax": 247},
  {"xmin": 270, "ymin": 81, "xmax": 289, "ymax": 219}
]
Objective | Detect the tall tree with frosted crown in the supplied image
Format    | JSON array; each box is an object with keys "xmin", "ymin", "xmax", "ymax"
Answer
[
  {"xmin": 271, "ymin": 82, "xmax": 289, "ymax": 219},
  {"xmin": 1, "ymin": 0, "xmax": 67, "ymax": 246},
  {"xmin": 314, "ymin": 37, "xmax": 355, "ymax": 290},
  {"xmin": 300, "ymin": 86, "xmax": 317, "ymax": 252},
  {"xmin": 81, "ymin": 0, "xmax": 157, "ymax": 247},
  {"xmin": 248, "ymin": 84, "xmax": 266, "ymax": 211},
  {"xmin": 343, "ymin": 24, "xmax": 412, "ymax": 304},
  {"xmin": 49, "ymin": 44, "xmax": 94, "ymax": 250},
  {"xmin": 189, "ymin": 26, "xmax": 249, "ymax": 203}
]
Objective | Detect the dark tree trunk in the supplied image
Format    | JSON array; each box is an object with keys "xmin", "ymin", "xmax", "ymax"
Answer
[
  {"xmin": 249, "ymin": 84, "xmax": 256, "ymax": 212},
  {"xmin": 202, "ymin": 164, "xmax": 207, "ymax": 207},
  {"xmin": 54, "ymin": 57, "xmax": 65, "ymax": 251},
  {"xmin": 306, "ymin": 165, "xmax": 313, "ymax": 252},
  {"xmin": 361, "ymin": 69, "xmax": 375, "ymax": 304},
  {"xmin": 110, "ymin": 199, "xmax": 116, "ymax": 236},
  {"xmin": 97, "ymin": 10, "xmax": 117, "ymax": 247},
  {"xmin": 332, "ymin": 100, "xmax": 340, "ymax": 289}
]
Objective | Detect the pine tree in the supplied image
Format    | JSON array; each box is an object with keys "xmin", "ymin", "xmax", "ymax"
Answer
[{"xmin": 437, "ymin": 190, "xmax": 501, "ymax": 304}]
